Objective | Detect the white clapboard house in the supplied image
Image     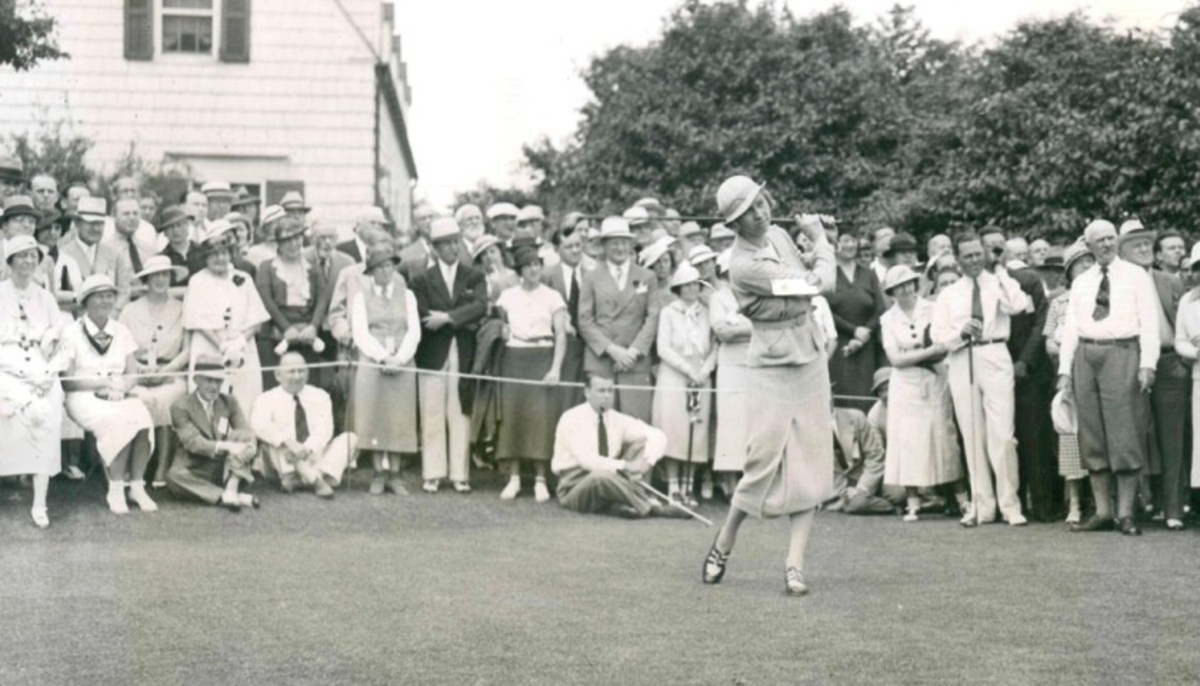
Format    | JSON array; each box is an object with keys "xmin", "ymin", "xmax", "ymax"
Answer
[{"xmin": 0, "ymin": 0, "xmax": 417, "ymax": 233}]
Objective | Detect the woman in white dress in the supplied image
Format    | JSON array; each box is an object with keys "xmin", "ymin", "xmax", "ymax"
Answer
[
  {"xmin": 0, "ymin": 236, "xmax": 68, "ymax": 527},
  {"xmin": 60, "ymin": 274, "xmax": 157, "ymax": 514},
  {"xmin": 708, "ymin": 250, "xmax": 752, "ymax": 498},
  {"xmin": 653, "ymin": 262, "xmax": 716, "ymax": 506},
  {"xmin": 879, "ymin": 265, "xmax": 968, "ymax": 522},
  {"xmin": 183, "ymin": 222, "xmax": 270, "ymax": 413},
  {"xmin": 119, "ymin": 256, "xmax": 190, "ymax": 486}
]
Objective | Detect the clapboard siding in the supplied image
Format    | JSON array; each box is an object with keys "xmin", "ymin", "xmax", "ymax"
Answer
[{"xmin": 0, "ymin": 0, "xmax": 406, "ymax": 235}]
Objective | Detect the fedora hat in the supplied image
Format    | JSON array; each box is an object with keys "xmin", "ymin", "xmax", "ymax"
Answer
[
  {"xmin": 638, "ymin": 236, "xmax": 674, "ymax": 268},
  {"xmin": 193, "ymin": 354, "xmax": 227, "ymax": 380},
  {"xmin": 279, "ymin": 191, "xmax": 311, "ymax": 213},
  {"xmin": 134, "ymin": 254, "xmax": 188, "ymax": 282},
  {"xmin": 470, "ymin": 234, "xmax": 501, "ymax": 259},
  {"xmin": 230, "ymin": 186, "xmax": 259, "ymax": 208},
  {"xmin": 75, "ymin": 196, "xmax": 107, "ymax": 222},
  {"xmin": 882, "ymin": 264, "xmax": 921, "ymax": 294},
  {"xmin": 156, "ymin": 205, "xmax": 192, "ymax": 232},
  {"xmin": 1117, "ymin": 217, "xmax": 1155, "ymax": 247},
  {"xmin": 633, "ymin": 197, "xmax": 664, "ymax": 213},
  {"xmin": 715, "ymin": 175, "xmax": 763, "ymax": 224},
  {"xmin": 2, "ymin": 195, "xmax": 38, "ymax": 222},
  {"xmin": 486, "ymin": 202, "xmax": 519, "ymax": 220},
  {"xmin": 0, "ymin": 156, "xmax": 24, "ymax": 183},
  {"xmin": 4, "ymin": 234, "xmax": 39, "ymax": 264},
  {"xmin": 882, "ymin": 233, "xmax": 919, "ymax": 258},
  {"xmin": 260, "ymin": 204, "xmax": 286, "ymax": 227},
  {"xmin": 599, "ymin": 217, "xmax": 634, "ymax": 241},
  {"xmin": 76, "ymin": 273, "xmax": 118, "ymax": 305},
  {"xmin": 429, "ymin": 217, "xmax": 461, "ymax": 243},
  {"xmin": 365, "ymin": 243, "xmax": 402, "ymax": 272},
  {"xmin": 871, "ymin": 367, "xmax": 892, "ymax": 393}
]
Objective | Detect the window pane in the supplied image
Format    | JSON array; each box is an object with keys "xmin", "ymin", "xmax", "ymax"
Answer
[
  {"xmin": 162, "ymin": 15, "xmax": 212, "ymax": 53},
  {"xmin": 163, "ymin": 0, "xmax": 213, "ymax": 9},
  {"xmin": 198, "ymin": 18, "xmax": 212, "ymax": 52},
  {"xmin": 163, "ymin": 16, "xmax": 181, "ymax": 52}
]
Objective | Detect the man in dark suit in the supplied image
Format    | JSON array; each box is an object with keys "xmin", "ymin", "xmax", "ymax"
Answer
[
  {"xmin": 577, "ymin": 217, "xmax": 662, "ymax": 422},
  {"xmin": 410, "ymin": 217, "xmax": 488, "ymax": 493},
  {"xmin": 336, "ymin": 206, "xmax": 388, "ymax": 264},
  {"xmin": 543, "ymin": 221, "xmax": 588, "ymax": 409},
  {"xmin": 167, "ymin": 356, "xmax": 260, "ymax": 511},
  {"xmin": 1119, "ymin": 219, "xmax": 1189, "ymax": 527},
  {"xmin": 980, "ymin": 226, "xmax": 1054, "ymax": 521}
]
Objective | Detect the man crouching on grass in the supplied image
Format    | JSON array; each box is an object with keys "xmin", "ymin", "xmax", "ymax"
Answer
[{"xmin": 552, "ymin": 373, "xmax": 689, "ymax": 519}]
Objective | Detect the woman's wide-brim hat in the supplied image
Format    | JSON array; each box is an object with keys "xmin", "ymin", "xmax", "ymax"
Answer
[
  {"xmin": 156, "ymin": 205, "xmax": 192, "ymax": 232},
  {"xmin": 882, "ymin": 264, "xmax": 921, "ymax": 294},
  {"xmin": 197, "ymin": 219, "xmax": 237, "ymax": 256},
  {"xmin": 639, "ymin": 236, "xmax": 675, "ymax": 268},
  {"xmin": 669, "ymin": 261, "xmax": 705, "ymax": 290},
  {"xmin": 688, "ymin": 244, "xmax": 718, "ymax": 266},
  {"xmin": 471, "ymin": 234, "xmax": 501, "ymax": 259},
  {"xmin": 274, "ymin": 219, "xmax": 307, "ymax": 243},
  {"xmin": 4, "ymin": 234, "xmax": 40, "ymax": 264},
  {"xmin": 716, "ymin": 175, "xmax": 764, "ymax": 224},
  {"xmin": 1062, "ymin": 239, "xmax": 1092, "ymax": 277},
  {"xmin": 77, "ymin": 273, "xmax": 118, "ymax": 305},
  {"xmin": 134, "ymin": 254, "xmax": 188, "ymax": 282}
]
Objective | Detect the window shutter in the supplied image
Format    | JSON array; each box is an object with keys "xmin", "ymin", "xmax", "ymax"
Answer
[
  {"xmin": 220, "ymin": 0, "xmax": 251, "ymax": 63},
  {"xmin": 124, "ymin": 0, "xmax": 154, "ymax": 61}
]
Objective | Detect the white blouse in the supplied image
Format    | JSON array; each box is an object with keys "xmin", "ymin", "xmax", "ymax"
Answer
[{"xmin": 496, "ymin": 283, "xmax": 565, "ymax": 348}]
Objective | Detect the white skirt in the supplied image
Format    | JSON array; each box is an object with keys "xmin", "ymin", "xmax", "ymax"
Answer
[
  {"xmin": 0, "ymin": 373, "xmax": 63, "ymax": 477},
  {"xmin": 136, "ymin": 378, "xmax": 188, "ymax": 427},
  {"xmin": 65, "ymin": 391, "xmax": 154, "ymax": 466}
]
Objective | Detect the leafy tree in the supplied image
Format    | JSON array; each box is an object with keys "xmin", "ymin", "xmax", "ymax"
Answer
[
  {"xmin": 10, "ymin": 119, "xmax": 93, "ymax": 187},
  {"xmin": 1, "ymin": 0, "xmax": 68, "ymax": 71}
]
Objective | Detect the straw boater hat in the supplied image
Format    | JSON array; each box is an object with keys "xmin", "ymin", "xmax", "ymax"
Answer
[
  {"xmin": 4, "ymin": 234, "xmax": 39, "ymax": 265},
  {"xmin": 155, "ymin": 205, "xmax": 192, "ymax": 233},
  {"xmin": 279, "ymin": 191, "xmax": 311, "ymax": 213},
  {"xmin": 638, "ymin": 236, "xmax": 675, "ymax": 268},
  {"xmin": 74, "ymin": 196, "xmax": 108, "ymax": 223},
  {"xmin": 200, "ymin": 181, "xmax": 235, "ymax": 199},
  {"xmin": 429, "ymin": 217, "xmax": 461, "ymax": 243},
  {"xmin": 76, "ymin": 273, "xmax": 118, "ymax": 305},
  {"xmin": 517, "ymin": 205, "xmax": 545, "ymax": 224},
  {"xmin": 193, "ymin": 354, "xmax": 227, "ymax": 381},
  {"xmin": 470, "ymin": 234, "xmax": 501, "ymax": 260},
  {"xmin": 260, "ymin": 204, "xmax": 286, "ymax": 229},
  {"xmin": 133, "ymin": 254, "xmax": 188, "ymax": 283},
  {"xmin": 599, "ymin": 217, "xmax": 634, "ymax": 241},
  {"xmin": 715, "ymin": 175, "xmax": 763, "ymax": 224},
  {"xmin": 882, "ymin": 264, "xmax": 921, "ymax": 294}
]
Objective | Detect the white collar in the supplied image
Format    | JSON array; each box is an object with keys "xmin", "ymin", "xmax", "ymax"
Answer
[
  {"xmin": 607, "ymin": 259, "xmax": 627, "ymax": 273},
  {"xmin": 77, "ymin": 237, "xmax": 97, "ymax": 257},
  {"xmin": 83, "ymin": 314, "xmax": 112, "ymax": 337},
  {"xmin": 373, "ymin": 281, "xmax": 394, "ymax": 297}
]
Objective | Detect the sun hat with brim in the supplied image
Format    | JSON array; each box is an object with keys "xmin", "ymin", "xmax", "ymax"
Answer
[
  {"xmin": 365, "ymin": 244, "xmax": 402, "ymax": 272},
  {"xmin": 709, "ymin": 223, "xmax": 736, "ymax": 242},
  {"xmin": 633, "ymin": 197, "xmax": 664, "ymax": 213},
  {"xmin": 74, "ymin": 196, "xmax": 107, "ymax": 222},
  {"xmin": 156, "ymin": 205, "xmax": 192, "ymax": 232},
  {"xmin": 622, "ymin": 206, "xmax": 651, "ymax": 227},
  {"xmin": 872, "ymin": 367, "xmax": 892, "ymax": 393},
  {"xmin": 882, "ymin": 264, "xmax": 921, "ymax": 294},
  {"xmin": 76, "ymin": 274, "xmax": 118, "ymax": 305},
  {"xmin": 599, "ymin": 217, "xmax": 634, "ymax": 241},
  {"xmin": 1185, "ymin": 243, "xmax": 1200, "ymax": 271},
  {"xmin": 279, "ymin": 191, "xmax": 311, "ymax": 213},
  {"xmin": 688, "ymin": 244, "xmax": 718, "ymax": 266},
  {"xmin": 193, "ymin": 354, "xmax": 227, "ymax": 380},
  {"xmin": 882, "ymin": 233, "xmax": 919, "ymax": 258},
  {"xmin": 134, "ymin": 255, "xmax": 188, "ymax": 283},
  {"xmin": 429, "ymin": 217, "xmax": 461, "ymax": 243},
  {"xmin": 716, "ymin": 175, "xmax": 764, "ymax": 224},
  {"xmin": 2, "ymin": 195, "xmax": 38, "ymax": 222},
  {"xmin": 470, "ymin": 234, "xmax": 501, "ymax": 259},
  {"xmin": 356, "ymin": 206, "xmax": 389, "ymax": 225},
  {"xmin": 638, "ymin": 237, "xmax": 674, "ymax": 268},
  {"xmin": 1117, "ymin": 218, "xmax": 1155, "ymax": 247},
  {"xmin": 198, "ymin": 219, "xmax": 237, "ymax": 250},
  {"xmin": 668, "ymin": 262, "xmax": 707, "ymax": 291},
  {"xmin": 486, "ymin": 202, "xmax": 519, "ymax": 220},
  {"xmin": 4, "ymin": 235, "xmax": 40, "ymax": 264},
  {"xmin": 1062, "ymin": 240, "xmax": 1093, "ymax": 278},
  {"xmin": 260, "ymin": 204, "xmax": 286, "ymax": 227},
  {"xmin": 275, "ymin": 220, "xmax": 306, "ymax": 243}
]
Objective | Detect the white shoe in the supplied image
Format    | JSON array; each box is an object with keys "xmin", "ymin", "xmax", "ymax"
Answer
[
  {"xmin": 30, "ymin": 507, "xmax": 49, "ymax": 529},
  {"xmin": 452, "ymin": 481, "xmax": 471, "ymax": 493},
  {"xmin": 128, "ymin": 483, "xmax": 159, "ymax": 512},
  {"xmin": 534, "ymin": 480, "xmax": 550, "ymax": 503},
  {"xmin": 1006, "ymin": 513, "xmax": 1028, "ymax": 527},
  {"xmin": 959, "ymin": 503, "xmax": 977, "ymax": 528},
  {"xmin": 1065, "ymin": 508, "xmax": 1082, "ymax": 525},
  {"xmin": 64, "ymin": 465, "xmax": 86, "ymax": 481},
  {"xmin": 500, "ymin": 479, "xmax": 520, "ymax": 500},
  {"xmin": 422, "ymin": 480, "xmax": 439, "ymax": 494},
  {"xmin": 107, "ymin": 486, "xmax": 129, "ymax": 515}
]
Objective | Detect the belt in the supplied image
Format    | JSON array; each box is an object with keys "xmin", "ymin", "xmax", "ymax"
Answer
[
  {"xmin": 969, "ymin": 337, "xmax": 1008, "ymax": 347},
  {"xmin": 1079, "ymin": 336, "xmax": 1137, "ymax": 347},
  {"xmin": 1161, "ymin": 345, "xmax": 1177, "ymax": 353},
  {"xmin": 752, "ymin": 316, "xmax": 805, "ymax": 331}
]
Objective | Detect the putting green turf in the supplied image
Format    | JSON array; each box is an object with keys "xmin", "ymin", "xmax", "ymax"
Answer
[{"xmin": 2, "ymin": 473, "xmax": 1198, "ymax": 685}]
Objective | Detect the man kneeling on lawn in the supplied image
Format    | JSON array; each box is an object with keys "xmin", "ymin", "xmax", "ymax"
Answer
[
  {"xmin": 167, "ymin": 355, "xmax": 259, "ymax": 511},
  {"xmin": 251, "ymin": 352, "xmax": 357, "ymax": 498},
  {"xmin": 552, "ymin": 373, "xmax": 687, "ymax": 518}
]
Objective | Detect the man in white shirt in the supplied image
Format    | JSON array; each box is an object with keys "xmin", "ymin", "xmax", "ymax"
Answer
[
  {"xmin": 251, "ymin": 352, "xmax": 358, "ymax": 498},
  {"xmin": 1057, "ymin": 219, "xmax": 1159, "ymax": 535},
  {"xmin": 552, "ymin": 374, "xmax": 685, "ymax": 518},
  {"xmin": 931, "ymin": 232, "xmax": 1031, "ymax": 527},
  {"xmin": 56, "ymin": 197, "xmax": 134, "ymax": 315},
  {"xmin": 103, "ymin": 198, "xmax": 157, "ymax": 277}
]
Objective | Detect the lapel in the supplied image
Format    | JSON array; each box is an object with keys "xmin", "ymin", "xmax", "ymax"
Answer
[
  {"xmin": 1153, "ymin": 270, "xmax": 1178, "ymax": 325},
  {"xmin": 186, "ymin": 393, "xmax": 215, "ymax": 439},
  {"xmin": 608, "ymin": 261, "xmax": 640, "ymax": 314},
  {"xmin": 834, "ymin": 414, "xmax": 857, "ymax": 465},
  {"xmin": 430, "ymin": 262, "xmax": 453, "ymax": 305}
]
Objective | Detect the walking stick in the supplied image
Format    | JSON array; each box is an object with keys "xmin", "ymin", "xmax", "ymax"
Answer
[
  {"xmin": 965, "ymin": 331, "xmax": 980, "ymax": 526},
  {"xmin": 636, "ymin": 479, "xmax": 713, "ymax": 526},
  {"xmin": 685, "ymin": 386, "xmax": 701, "ymax": 506}
]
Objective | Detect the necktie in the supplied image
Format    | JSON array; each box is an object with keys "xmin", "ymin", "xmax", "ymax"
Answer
[
  {"xmin": 597, "ymin": 411, "xmax": 609, "ymax": 457},
  {"xmin": 970, "ymin": 277, "xmax": 983, "ymax": 333},
  {"xmin": 1093, "ymin": 265, "xmax": 1110, "ymax": 321},
  {"xmin": 127, "ymin": 236, "xmax": 144, "ymax": 273},
  {"xmin": 568, "ymin": 268, "xmax": 580, "ymax": 326},
  {"xmin": 320, "ymin": 258, "xmax": 329, "ymax": 279},
  {"xmin": 293, "ymin": 394, "xmax": 310, "ymax": 444}
]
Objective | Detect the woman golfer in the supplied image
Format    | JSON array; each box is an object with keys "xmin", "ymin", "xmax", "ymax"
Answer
[{"xmin": 701, "ymin": 176, "xmax": 835, "ymax": 596}]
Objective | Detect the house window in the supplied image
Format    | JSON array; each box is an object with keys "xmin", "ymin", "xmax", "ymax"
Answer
[{"xmin": 162, "ymin": 0, "xmax": 214, "ymax": 54}]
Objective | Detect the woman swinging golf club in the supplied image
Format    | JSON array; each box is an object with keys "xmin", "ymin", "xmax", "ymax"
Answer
[{"xmin": 701, "ymin": 176, "xmax": 836, "ymax": 597}]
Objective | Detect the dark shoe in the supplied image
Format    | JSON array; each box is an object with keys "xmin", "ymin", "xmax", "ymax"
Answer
[
  {"xmin": 702, "ymin": 538, "xmax": 729, "ymax": 584},
  {"xmin": 1070, "ymin": 515, "xmax": 1116, "ymax": 533},
  {"xmin": 1118, "ymin": 517, "xmax": 1142, "ymax": 536},
  {"xmin": 785, "ymin": 567, "xmax": 809, "ymax": 597}
]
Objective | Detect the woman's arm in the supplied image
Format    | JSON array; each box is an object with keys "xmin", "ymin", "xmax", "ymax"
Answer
[
  {"xmin": 655, "ymin": 309, "xmax": 695, "ymax": 376},
  {"xmin": 546, "ymin": 308, "xmax": 567, "ymax": 381}
]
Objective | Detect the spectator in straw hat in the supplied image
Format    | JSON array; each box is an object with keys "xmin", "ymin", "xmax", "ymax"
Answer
[
  {"xmin": 55, "ymin": 197, "xmax": 134, "ymax": 316},
  {"xmin": 485, "ymin": 202, "xmax": 519, "ymax": 244},
  {"xmin": 338, "ymin": 206, "xmax": 389, "ymax": 264},
  {"xmin": 183, "ymin": 220, "xmax": 271, "ymax": 414},
  {"xmin": 471, "ymin": 233, "xmax": 518, "ymax": 304},
  {"xmin": 639, "ymin": 235, "xmax": 677, "ymax": 310},
  {"xmin": 278, "ymin": 190, "xmax": 311, "ymax": 221},
  {"xmin": 0, "ymin": 234, "xmax": 68, "ymax": 529},
  {"xmin": 410, "ymin": 217, "xmax": 487, "ymax": 493},
  {"xmin": 676, "ymin": 221, "xmax": 705, "ymax": 255},
  {"xmin": 708, "ymin": 223, "xmax": 736, "ymax": 254},
  {"xmin": 201, "ymin": 181, "xmax": 235, "ymax": 221},
  {"xmin": 0, "ymin": 156, "xmax": 25, "ymax": 198},
  {"xmin": 578, "ymin": 217, "xmax": 662, "ymax": 424},
  {"xmin": 119, "ymin": 255, "xmax": 190, "ymax": 486},
  {"xmin": 167, "ymin": 355, "xmax": 260, "ymax": 511},
  {"xmin": 246, "ymin": 204, "xmax": 287, "ymax": 267},
  {"xmin": 867, "ymin": 366, "xmax": 890, "ymax": 441},
  {"xmin": 622, "ymin": 206, "xmax": 654, "ymax": 250},
  {"xmin": 59, "ymin": 274, "xmax": 158, "ymax": 515}
]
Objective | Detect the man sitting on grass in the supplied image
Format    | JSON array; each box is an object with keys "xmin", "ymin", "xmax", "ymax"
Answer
[
  {"xmin": 250, "ymin": 352, "xmax": 357, "ymax": 498},
  {"xmin": 551, "ymin": 373, "xmax": 687, "ymax": 519},
  {"xmin": 167, "ymin": 355, "xmax": 259, "ymax": 511}
]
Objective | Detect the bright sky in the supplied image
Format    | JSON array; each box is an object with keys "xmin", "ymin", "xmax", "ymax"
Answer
[{"xmin": 394, "ymin": 0, "xmax": 1189, "ymax": 209}]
